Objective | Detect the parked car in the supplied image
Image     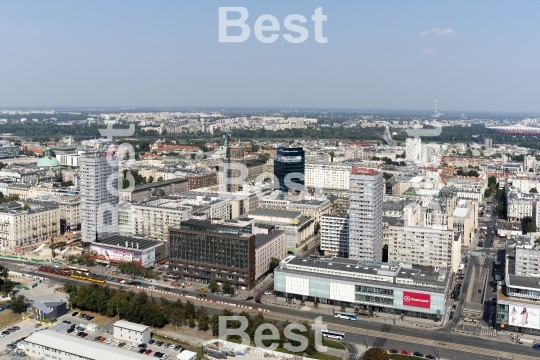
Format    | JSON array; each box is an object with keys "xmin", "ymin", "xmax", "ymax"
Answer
[
  {"xmin": 138, "ymin": 343, "xmax": 147, "ymax": 348},
  {"xmin": 71, "ymin": 312, "xmax": 79, "ymax": 317},
  {"xmin": 128, "ymin": 345, "xmax": 135, "ymax": 350},
  {"xmin": 401, "ymin": 350, "xmax": 411, "ymax": 355},
  {"xmin": 145, "ymin": 349, "xmax": 152, "ymax": 355},
  {"xmin": 389, "ymin": 349, "xmax": 399, "ymax": 354},
  {"xmin": 413, "ymin": 351, "xmax": 423, "ymax": 357},
  {"xmin": 426, "ymin": 355, "xmax": 437, "ymax": 359},
  {"xmin": 148, "ymin": 339, "xmax": 155, "ymax": 344},
  {"xmin": 138, "ymin": 348, "xmax": 146, "ymax": 354}
]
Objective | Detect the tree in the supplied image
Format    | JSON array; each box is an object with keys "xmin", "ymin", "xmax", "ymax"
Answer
[
  {"xmin": 188, "ymin": 317, "xmax": 196, "ymax": 328},
  {"xmin": 157, "ymin": 176, "xmax": 163, "ymax": 182},
  {"xmin": 329, "ymin": 151, "xmax": 335, "ymax": 162},
  {"xmin": 190, "ymin": 154, "xmax": 196, "ymax": 160},
  {"xmin": 10, "ymin": 295, "xmax": 30, "ymax": 314},
  {"xmin": 382, "ymin": 172, "xmax": 392, "ymax": 181},
  {"xmin": 208, "ymin": 279, "xmax": 219, "ymax": 293},
  {"xmin": 269, "ymin": 258, "xmax": 280, "ymax": 272},
  {"xmin": 527, "ymin": 222, "xmax": 537, "ymax": 233},
  {"xmin": 363, "ymin": 348, "xmax": 389, "ymax": 360},
  {"xmin": 488, "ymin": 175, "xmax": 497, "ymax": 188},
  {"xmin": 530, "ymin": 188, "xmax": 538, "ymax": 194},
  {"xmin": 222, "ymin": 280, "xmax": 233, "ymax": 295},
  {"xmin": 148, "ymin": 176, "xmax": 154, "ymax": 183},
  {"xmin": 467, "ymin": 170, "xmax": 479, "ymax": 177}
]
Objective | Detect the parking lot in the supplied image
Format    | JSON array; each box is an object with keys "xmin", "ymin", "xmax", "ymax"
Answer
[
  {"xmin": 0, "ymin": 319, "xmax": 37, "ymax": 353},
  {"xmin": 56, "ymin": 311, "xmax": 185, "ymax": 359}
]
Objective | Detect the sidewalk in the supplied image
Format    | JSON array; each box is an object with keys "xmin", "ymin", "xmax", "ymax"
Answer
[{"xmin": 262, "ymin": 297, "xmax": 445, "ymax": 330}]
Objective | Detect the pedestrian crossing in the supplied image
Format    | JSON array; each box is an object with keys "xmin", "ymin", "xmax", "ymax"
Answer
[{"xmin": 481, "ymin": 327, "xmax": 497, "ymax": 336}]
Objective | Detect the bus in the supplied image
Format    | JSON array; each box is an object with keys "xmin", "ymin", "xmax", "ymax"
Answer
[
  {"xmin": 322, "ymin": 329, "xmax": 345, "ymax": 340},
  {"xmin": 334, "ymin": 312, "xmax": 357, "ymax": 320}
]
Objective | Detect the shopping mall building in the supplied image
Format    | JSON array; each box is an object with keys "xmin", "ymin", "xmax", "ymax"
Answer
[{"xmin": 274, "ymin": 256, "xmax": 450, "ymax": 319}]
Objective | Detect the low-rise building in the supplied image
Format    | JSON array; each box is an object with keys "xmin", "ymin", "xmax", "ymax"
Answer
[
  {"xmin": 89, "ymin": 235, "xmax": 166, "ymax": 266},
  {"xmin": 120, "ymin": 178, "xmax": 189, "ymax": 202},
  {"xmin": 274, "ymin": 256, "xmax": 449, "ymax": 319},
  {"xmin": 113, "ymin": 320, "xmax": 151, "ymax": 344},
  {"xmin": 24, "ymin": 329, "xmax": 151, "ymax": 360}
]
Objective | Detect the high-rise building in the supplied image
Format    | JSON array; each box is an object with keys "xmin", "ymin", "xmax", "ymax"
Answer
[
  {"xmin": 405, "ymin": 138, "xmax": 422, "ymax": 163},
  {"xmin": 320, "ymin": 213, "xmax": 349, "ymax": 257},
  {"xmin": 273, "ymin": 147, "xmax": 305, "ymax": 192},
  {"xmin": 80, "ymin": 150, "xmax": 119, "ymax": 243},
  {"xmin": 349, "ymin": 167, "xmax": 383, "ymax": 261}
]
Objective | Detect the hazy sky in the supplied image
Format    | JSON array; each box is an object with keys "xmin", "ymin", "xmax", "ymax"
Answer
[{"xmin": 1, "ymin": 1, "xmax": 540, "ymax": 112}]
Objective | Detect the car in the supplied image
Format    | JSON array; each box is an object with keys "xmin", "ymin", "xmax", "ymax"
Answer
[
  {"xmin": 163, "ymin": 343, "xmax": 170, "ymax": 348},
  {"xmin": 86, "ymin": 315, "xmax": 94, "ymax": 321},
  {"xmin": 12, "ymin": 326, "xmax": 19, "ymax": 330},
  {"xmin": 156, "ymin": 341, "xmax": 164, "ymax": 346},
  {"xmin": 118, "ymin": 342, "xmax": 126, "ymax": 347},
  {"xmin": 106, "ymin": 339, "xmax": 113, "ymax": 344},
  {"xmin": 116, "ymin": 340, "xmax": 122, "ymax": 345},
  {"xmin": 6, "ymin": 344, "xmax": 16, "ymax": 349},
  {"xmin": 163, "ymin": 287, "xmax": 171, "ymax": 291},
  {"xmin": 62, "ymin": 320, "xmax": 71, "ymax": 324},
  {"xmin": 401, "ymin": 350, "xmax": 411, "ymax": 355},
  {"xmin": 128, "ymin": 345, "xmax": 135, "ymax": 350},
  {"xmin": 138, "ymin": 343, "xmax": 147, "ymax": 348},
  {"xmin": 198, "ymin": 294, "xmax": 207, "ymax": 298},
  {"xmin": 449, "ymin": 313, "xmax": 454, "ymax": 320},
  {"xmin": 148, "ymin": 340, "xmax": 155, "ymax": 344},
  {"xmin": 154, "ymin": 352, "xmax": 162, "ymax": 357},
  {"xmin": 264, "ymin": 291, "xmax": 271, "ymax": 295},
  {"xmin": 94, "ymin": 336, "xmax": 101, "ymax": 341},
  {"xmin": 426, "ymin": 355, "xmax": 437, "ymax": 359},
  {"xmin": 145, "ymin": 349, "xmax": 153, "ymax": 355},
  {"xmin": 67, "ymin": 328, "xmax": 74, "ymax": 333},
  {"xmin": 451, "ymin": 304, "xmax": 457, "ymax": 311},
  {"xmin": 533, "ymin": 343, "xmax": 540, "ymax": 350},
  {"xmin": 173, "ymin": 345, "xmax": 181, "ymax": 351},
  {"xmin": 413, "ymin": 351, "xmax": 423, "ymax": 357},
  {"xmin": 0, "ymin": 334, "xmax": 4, "ymax": 338},
  {"xmin": 246, "ymin": 296, "xmax": 254, "ymax": 301},
  {"xmin": 181, "ymin": 290, "xmax": 188, "ymax": 294},
  {"xmin": 389, "ymin": 349, "xmax": 399, "ymax": 354},
  {"xmin": 148, "ymin": 285, "xmax": 156, "ymax": 290},
  {"xmin": 139, "ymin": 348, "xmax": 146, "ymax": 354},
  {"xmin": 72, "ymin": 311, "xmax": 79, "ymax": 316},
  {"xmin": 76, "ymin": 332, "xmax": 83, "ymax": 337},
  {"xmin": 161, "ymin": 355, "xmax": 169, "ymax": 359},
  {"xmin": 81, "ymin": 333, "xmax": 88, "ymax": 338},
  {"xmin": 34, "ymin": 324, "xmax": 41, "ymax": 328}
]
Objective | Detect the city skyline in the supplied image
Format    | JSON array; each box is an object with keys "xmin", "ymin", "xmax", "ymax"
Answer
[{"xmin": 1, "ymin": 1, "xmax": 540, "ymax": 112}]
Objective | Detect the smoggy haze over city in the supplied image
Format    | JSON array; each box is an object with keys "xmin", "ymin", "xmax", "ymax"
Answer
[{"xmin": 1, "ymin": 1, "xmax": 540, "ymax": 112}]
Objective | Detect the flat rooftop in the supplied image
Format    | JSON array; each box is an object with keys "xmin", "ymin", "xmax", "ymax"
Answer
[
  {"xmin": 248, "ymin": 208, "xmax": 301, "ymax": 219},
  {"xmin": 93, "ymin": 235, "xmax": 163, "ymax": 251}
]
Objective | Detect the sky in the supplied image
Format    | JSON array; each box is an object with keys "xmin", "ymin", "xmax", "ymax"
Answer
[{"xmin": 1, "ymin": 1, "xmax": 540, "ymax": 113}]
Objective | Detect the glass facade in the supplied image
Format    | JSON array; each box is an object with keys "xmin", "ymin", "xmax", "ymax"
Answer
[
  {"xmin": 275, "ymin": 270, "xmax": 446, "ymax": 318},
  {"xmin": 274, "ymin": 147, "xmax": 305, "ymax": 192}
]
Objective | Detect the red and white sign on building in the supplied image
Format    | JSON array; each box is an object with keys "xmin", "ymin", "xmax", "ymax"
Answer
[
  {"xmin": 402, "ymin": 291, "xmax": 431, "ymax": 309},
  {"xmin": 351, "ymin": 167, "xmax": 378, "ymax": 176}
]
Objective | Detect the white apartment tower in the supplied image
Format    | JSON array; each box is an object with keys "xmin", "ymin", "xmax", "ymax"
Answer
[
  {"xmin": 348, "ymin": 167, "xmax": 383, "ymax": 261},
  {"xmin": 80, "ymin": 150, "xmax": 119, "ymax": 242},
  {"xmin": 320, "ymin": 213, "xmax": 349, "ymax": 257},
  {"xmin": 405, "ymin": 138, "xmax": 422, "ymax": 163}
]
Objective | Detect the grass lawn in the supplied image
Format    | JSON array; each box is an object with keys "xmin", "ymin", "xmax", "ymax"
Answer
[
  {"xmin": 389, "ymin": 354, "xmax": 416, "ymax": 360},
  {"xmin": 322, "ymin": 339, "xmax": 346, "ymax": 350},
  {"xmin": 0, "ymin": 310, "xmax": 22, "ymax": 329}
]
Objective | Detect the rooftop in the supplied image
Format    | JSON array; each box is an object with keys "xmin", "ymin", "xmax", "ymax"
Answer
[
  {"xmin": 113, "ymin": 320, "xmax": 150, "ymax": 333},
  {"xmin": 248, "ymin": 208, "xmax": 302, "ymax": 219},
  {"xmin": 24, "ymin": 329, "xmax": 150, "ymax": 360},
  {"xmin": 93, "ymin": 235, "xmax": 164, "ymax": 251}
]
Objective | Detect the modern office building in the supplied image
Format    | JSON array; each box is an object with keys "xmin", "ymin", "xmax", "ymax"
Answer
[
  {"xmin": 274, "ymin": 256, "xmax": 449, "ymax": 319},
  {"xmin": 80, "ymin": 150, "xmax": 119, "ymax": 242},
  {"xmin": 320, "ymin": 213, "xmax": 350, "ymax": 257},
  {"xmin": 405, "ymin": 138, "xmax": 422, "ymax": 163},
  {"xmin": 274, "ymin": 147, "xmax": 305, "ymax": 192},
  {"xmin": 0, "ymin": 145, "xmax": 20, "ymax": 159},
  {"xmin": 169, "ymin": 219, "xmax": 285, "ymax": 290},
  {"xmin": 496, "ymin": 237, "xmax": 540, "ymax": 336},
  {"xmin": 349, "ymin": 167, "xmax": 383, "ymax": 261}
]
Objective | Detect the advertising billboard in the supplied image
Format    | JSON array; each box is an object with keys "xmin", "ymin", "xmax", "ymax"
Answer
[
  {"xmin": 402, "ymin": 291, "xmax": 431, "ymax": 309},
  {"xmin": 508, "ymin": 305, "xmax": 540, "ymax": 330},
  {"xmin": 90, "ymin": 245, "xmax": 142, "ymax": 266}
]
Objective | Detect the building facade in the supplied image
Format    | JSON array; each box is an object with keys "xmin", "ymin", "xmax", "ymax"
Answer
[
  {"xmin": 349, "ymin": 167, "xmax": 383, "ymax": 261},
  {"xmin": 274, "ymin": 147, "xmax": 305, "ymax": 192},
  {"xmin": 274, "ymin": 257, "xmax": 449, "ymax": 319},
  {"xmin": 80, "ymin": 150, "xmax": 119, "ymax": 243},
  {"xmin": 320, "ymin": 213, "xmax": 350, "ymax": 257}
]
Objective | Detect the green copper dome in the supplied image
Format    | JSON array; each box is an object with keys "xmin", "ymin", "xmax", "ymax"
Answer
[{"xmin": 37, "ymin": 147, "xmax": 61, "ymax": 167}]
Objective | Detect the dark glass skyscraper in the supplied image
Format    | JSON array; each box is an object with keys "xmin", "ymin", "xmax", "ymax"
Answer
[{"xmin": 273, "ymin": 147, "xmax": 305, "ymax": 192}]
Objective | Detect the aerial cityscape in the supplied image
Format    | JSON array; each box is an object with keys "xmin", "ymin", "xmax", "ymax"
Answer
[{"xmin": 1, "ymin": 2, "xmax": 540, "ymax": 360}]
